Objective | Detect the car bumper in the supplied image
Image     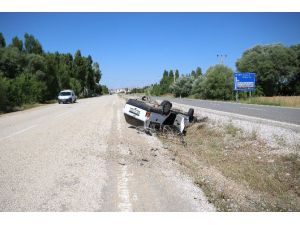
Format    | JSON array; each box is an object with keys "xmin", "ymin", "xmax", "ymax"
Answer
[
  {"xmin": 124, "ymin": 113, "xmax": 145, "ymax": 127},
  {"xmin": 58, "ymin": 99, "xmax": 72, "ymax": 103}
]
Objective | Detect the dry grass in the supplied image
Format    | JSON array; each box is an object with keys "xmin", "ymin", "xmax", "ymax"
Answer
[
  {"xmin": 0, "ymin": 101, "xmax": 57, "ymax": 114},
  {"xmin": 4, "ymin": 103, "xmax": 43, "ymax": 113},
  {"xmin": 162, "ymin": 121, "xmax": 300, "ymax": 211},
  {"xmin": 241, "ymin": 96, "xmax": 300, "ymax": 107}
]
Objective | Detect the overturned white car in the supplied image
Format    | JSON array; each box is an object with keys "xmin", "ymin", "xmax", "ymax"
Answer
[{"xmin": 123, "ymin": 97, "xmax": 195, "ymax": 135}]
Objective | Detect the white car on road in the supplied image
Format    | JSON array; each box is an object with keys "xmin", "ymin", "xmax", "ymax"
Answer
[{"xmin": 58, "ymin": 90, "xmax": 77, "ymax": 104}]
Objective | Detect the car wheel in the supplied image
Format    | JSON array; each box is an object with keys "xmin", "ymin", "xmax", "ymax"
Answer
[
  {"xmin": 187, "ymin": 108, "xmax": 194, "ymax": 122},
  {"xmin": 161, "ymin": 100, "xmax": 172, "ymax": 115}
]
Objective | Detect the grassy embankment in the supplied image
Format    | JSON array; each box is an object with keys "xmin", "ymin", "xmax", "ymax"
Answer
[
  {"xmin": 0, "ymin": 100, "xmax": 57, "ymax": 115},
  {"xmin": 239, "ymin": 96, "xmax": 300, "ymax": 107},
  {"xmin": 187, "ymin": 95, "xmax": 300, "ymax": 108},
  {"xmin": 161, "ymin": 121, "xmax": 300, "ymax": 211}
]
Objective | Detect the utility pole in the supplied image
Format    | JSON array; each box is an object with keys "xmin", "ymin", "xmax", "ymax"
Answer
[{"xmin": 217, "ymin": 54, "xmax": 227, "ymax": 64}]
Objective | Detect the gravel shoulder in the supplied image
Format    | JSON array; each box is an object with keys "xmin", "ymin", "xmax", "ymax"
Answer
[{"xmin": 169, "ymin": 101, "xmax": 300, "ymax": 155}]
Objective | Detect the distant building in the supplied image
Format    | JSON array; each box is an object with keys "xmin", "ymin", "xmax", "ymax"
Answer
[{"xmin": 112, "ymin": 88, "xmax": 132, "ymax": 94}]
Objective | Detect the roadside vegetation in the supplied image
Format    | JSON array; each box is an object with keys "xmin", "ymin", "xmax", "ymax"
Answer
[
  {"xmin": 161, "ymin": 121, "xmax": 300, "ymax": 211},
  {"xmin": 239, "ymin": 96, "xmax": 300, "ymax": 108},
  {"xmin": 0, "ymin": 32, "xmax": 106, "ymax": 113},
  {"xmin": 132, "ymin": 43, "xmax": 300, "ymax": 104}
]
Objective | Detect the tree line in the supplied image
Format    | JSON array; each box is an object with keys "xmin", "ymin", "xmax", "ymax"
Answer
[
  {"xmin": 133, "ymin": 43, "xmax": 300, "ymax": 99},
  {"xmin": 0, "ymin": 32, "xmax": 107, "ymax": 112}
]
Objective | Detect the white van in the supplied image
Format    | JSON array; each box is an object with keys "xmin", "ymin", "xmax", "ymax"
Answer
[{"xmin": 58, "ymin": 90, "xmax": 77, "ymax": 104}]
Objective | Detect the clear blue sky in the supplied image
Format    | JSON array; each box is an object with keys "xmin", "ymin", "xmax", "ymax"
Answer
[{"xmin": 0, "ymin": 13, "xmax": 300, "ymax": 89}]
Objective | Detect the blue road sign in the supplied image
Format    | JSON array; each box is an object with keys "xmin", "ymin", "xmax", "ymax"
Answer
[{"xmin": 234, "ymin": 72, "xmax": 256, "ymax": 91}]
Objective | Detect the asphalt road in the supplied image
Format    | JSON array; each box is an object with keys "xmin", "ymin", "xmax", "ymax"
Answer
[
  {"xmin": 0, "ymin": 95, "xmax": 214, "ymax": 212},
  {"xmin": 155, "ymin": 97, "xmax": 300, "ymax": 125}
]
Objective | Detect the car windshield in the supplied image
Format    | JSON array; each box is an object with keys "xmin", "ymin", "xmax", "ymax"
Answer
[{"xmin": 59, "ymin": 91, "xmax": 71, "ymax": 96}]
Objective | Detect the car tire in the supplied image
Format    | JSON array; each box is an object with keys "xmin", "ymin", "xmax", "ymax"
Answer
[
  {"xmin": 187, "ymin": 108, "xmax": 194, "ymax": 122},
  {"xmin": 161, "ymin": 100, "xmax": 172, "ymax": 115}
]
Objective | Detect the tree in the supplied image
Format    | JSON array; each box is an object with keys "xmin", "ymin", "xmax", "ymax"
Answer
[
  {"xmin": 74, "ymin": 50, "xmax": 85, "ymax": 88},
  {"xmin": 290, "ymin": 44, "xmax": 300, "ymax": 95},
  {"xmin": 84, "ymin": 55, "xmax": 96, "ymax": 96},
  {"xmin": 8, "ymin": 72, "xmax": 47, "ymax": 105},
  {"xmin": 169, "ymin": 70, "xmax": 174, "ymax": 83},
  {"xmin": 0, "ymin": 33, "xmax": 6, "ymax": 48},
  {"xmin": 131, "ymin": 85, "xmax": 149, "ymax": 94},
  {"xmin": 191, "ymin": 70, "xmax": 196, "ymax": 77},
  {"xmin": 0, "ymin": 47, "xmax": 26, "ymax": 79},
  {"xmin": 0, "ymin": 33, "xmax": 104, "ymax": 111},
  {"xmin": 171, "ymin": 75, "xmax": 194, "ymax": 98},
  {"xmin": 70, "ymin": 78, "xmax": 82, "ymax": 96},
  {"xmin": 150, "ymin": 83, "xmax": 161, "ymax": 96},
  {"xmin": 190, "ymin": 67, "xmax": 202, "ymax": 78},
  {"xmin": 236, "ymin": 44, "xmax": 298, "ymax": 96},
  {"xmin": 160, "ymin": 70, "xmax": 169, "ymax": 93},
  {"xmin": 0, "ymin": 73, "xmax": 9, "ymax": 111},
  {"xmin": 24, "ymin": 33, "xmax": 43, "ymax": 55},
  {"xmin": 191, "ymin": 75, "xmax": 205, "ymax": 98},
  {"xmin": 93, "ymin": 62, "xmax": 102, "ymax": 84},
  {"xmin": 200, "ymin": 64, "xmax": 234, "ymax": 100},
  {"xmin": 44, "ymin": 53, "xmax": 60, "ymax": 100},
  {"xmin": 195, "ymin": 67, "xmax": 202, "ymax": 77},
  {"xmin": 157, "ymin": 70, "xmax": 168, "ymax": 95},
  {"xmin": 94, "ymin": 84, "xmax": 102, "ymax": 95},
  {"xmin": 57, "ymin": 62, "xmax": 70, "ymax": 90},
  {"xmin": 175, "ymin": 69, "xmax": 180, "ymax": 81},
  {"xmin": 26, "ymin": 54, "xmax": 46, "ymax": 77},
  {"xmin": 11, "ymin": 36, "xmax": 23, "ymax": 51},
  {"xmin": 101, "ymin": 85, "xmax": 109, "ymax": 94}
]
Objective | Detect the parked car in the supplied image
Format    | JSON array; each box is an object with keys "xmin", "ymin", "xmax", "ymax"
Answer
[{"xmin": 58, "ymin": 90, "xmax": 77, "ymax": 104}]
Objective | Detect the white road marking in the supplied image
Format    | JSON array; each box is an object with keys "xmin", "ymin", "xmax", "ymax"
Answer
[
  {"xmin": 116, "ymin": 107, "xmax": 133, "ymax": 211},
  {"xmin": 118, "ymin": 164, "xmax": 132, "ymax": 211},
  {"xmin": 240, "ymin": 106, "xmax": 266, "ymax": 111},
  {"xmin": 132, "ymin": 193, "xmax": 138, "ymax": 201},
  {"xmin": 0, "ymin": 124, "xmax": 38, "ymax": 141},
  {"xmin": 117, "ymin": 108, "xmax": 121, "ymax": 133}
]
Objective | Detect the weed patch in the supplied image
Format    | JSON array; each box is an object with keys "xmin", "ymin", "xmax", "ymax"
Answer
[{"xmin": 162, "ymin": 121, "xmax": 300, "ymax": 211}]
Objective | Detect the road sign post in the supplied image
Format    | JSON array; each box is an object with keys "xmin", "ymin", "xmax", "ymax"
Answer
[{"xmin": 234, "ymin": 72, "xmax": 256, "ymax": 101}]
